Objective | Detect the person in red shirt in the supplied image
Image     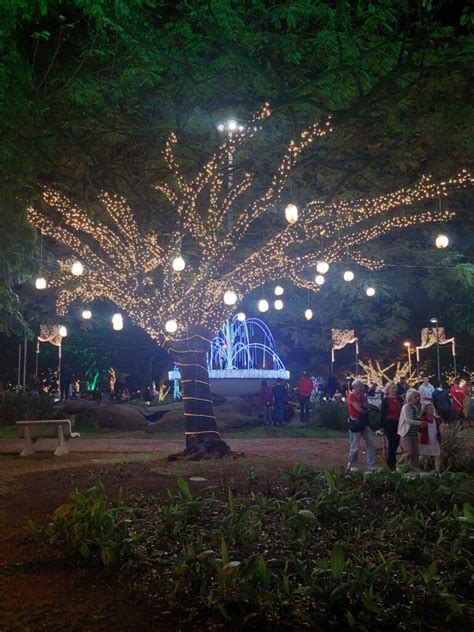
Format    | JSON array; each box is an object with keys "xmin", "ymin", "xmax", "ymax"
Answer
[
  {"xmin": 347, "ymin": 379, "xmax": 377, "ymax": 471},
  {"xmin": 450, "ymin": 379, "xmax": 465, "ymax": 422},
  {"xmin": 380, "ymin": 382, "xmax": 403, "ymax": 470},
  {"xmin": 298, "ymin": 371, "xmax": 313, "ymax": 422}
]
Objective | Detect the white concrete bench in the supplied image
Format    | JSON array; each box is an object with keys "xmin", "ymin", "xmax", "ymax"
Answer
[{"xmin": 16, "ymin": 419, "xmax": 80, "ymax": 457}]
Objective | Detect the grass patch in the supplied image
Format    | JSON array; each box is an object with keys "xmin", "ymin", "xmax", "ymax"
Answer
[{"xmin": 223, "ymin": 425, "xmax": 345, "ymax": 439}]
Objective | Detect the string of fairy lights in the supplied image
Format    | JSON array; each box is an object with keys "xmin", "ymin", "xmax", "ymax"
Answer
[{"xmin": 26, "ymin": 104, "xmax": 472, "ymax": 342}]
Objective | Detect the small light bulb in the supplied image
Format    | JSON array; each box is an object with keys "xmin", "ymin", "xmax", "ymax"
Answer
[
  {"xmin": 315, "ymin": 274, "xmax": 325, "ymax": 286},
  {"xmin": 165, "ymin": 319, "xmax": 178, "ymax": 333},
  {"xmin": 258, "ymin": 299, "xmax": 269, "ymax": 313},
  {"xmin": 71, "ymin": 261, "xmax": 83, "ymax": 276},
  {"xmin": 112, "ymin": 313, "xmax": 123, "ymax": 331},
  {"xmin": 274, "ymin": 285, "xmax": 284, "ymax": 296},
  {"xmin": 305, "ymin": 308, "xmax": 313, "ymax": 320},
  {"xmin": 285, "ymin": 203, "xmax": 298, "ymax": 224},
  {"xmin": 435, "ymin": 234, "xmax": 449, "ymax": 249},
  {"xmin": 237, "ymin": 312, "xmax": 246, "ymax": 322},
  {"xmin": 35, "ymin": 277, "xmax": 47, "ymax": 290},
  {"xmin": 316, "ymin": 261, "xmax": 329, "ymax": 274},
  {"xmin": 172, "ymin": 256, "xmax": 185, "ymax": 271},
  {"xmin": 343, "ymin": 270, "xmax": 355, "ymax": 282},
  {"xmin": 227, "ymin": 119, "xmax": 237, "ymax": 131},
  {"xmin": 274, "ymin": 299, "xmax": 284, "ymax": 310},
  {"xmin": 366, "ymin": 287, "xmax": 376, "ymax": 297},
  {"xmin": 217, "ymin": 123, "xmax": 225, "ymax": 132},
  {"xmin": 223, "ymin": 290, "xmax": 238, "ymax": 305},
  {"xmin": 59, "ymin": 325, "xmax": 67, "ymax": 338},
  {"xmin": 82, "ymin": 309, "xmax": 92, "ymax": 320}
]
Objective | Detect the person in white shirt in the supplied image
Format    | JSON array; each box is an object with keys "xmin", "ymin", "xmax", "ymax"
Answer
[{"xmin": 418, "ymin": 376, "xmax": 435, "ymax": 406}]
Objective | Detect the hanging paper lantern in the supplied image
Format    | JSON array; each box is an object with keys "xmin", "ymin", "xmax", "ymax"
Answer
[
  {"xmin": 112, "ymin": 313, "xmax": 123, "ymax": 330},
  {"xmin": 82, "ymin": 309, "xmax": 92, "ymax": 320},
  {"xmin": 35, "ymin": 277, "xmax": 47, "ymax": 290},
  {"xmin": 343, "ymin": 270, "xmax": 355, "ymax": 282},
  {"xmin": 305, "ymin": 308, "xmax": 313, "ymax": 320},
  {"xmin": 258, "ymin": 299, "xmax": 269, "ymax": 313},
  {"xmin": 172, "ymin": 256, "xmax": 185, "ymax": 271},
  {"xmin": 285, "ymin": 203, "xmax": 298, "ymax": 224},
  {"xmin": 71, "ymin": 261, "xmax": 84, "ymax": 276},
  {"xmin": 315, "ymin": 274, "xmax": 325, "ymax": 286},
  {"xmin": 274, "ymin": 299, "xmax": 284, "ymax": 310},
  {"xmin": 366, "ymin": 286, "xmax": 376, "ymax": 297},
  {"xmin": 165, "ymin": 319, "xmax": 178, "ymax": 333},
  {"xmin": 274, "ymin": 285, "xmax": 284, "ymax": 296},
  {"xmin": 316, "ymin": 261, "xmax": 329, "ymax": 274},
  {"xmin": 59, "ymin": 325, "xmax": 68, "ymax": 338},
  {"xmin": 435, "ymin": 234, "xmax": 449, "ymax": 249},
  {"xmin": 223, "ymin": 290, "xmax": 238, "ymax": 305},
  {"xmin": 237, "ymin": 312, "xmax": 246, "ymax": 322}
]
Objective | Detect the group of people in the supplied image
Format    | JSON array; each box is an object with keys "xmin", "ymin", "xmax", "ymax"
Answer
[{"xmin": 348, "ymin": 375, "xmax": 469, "ymax": 473}]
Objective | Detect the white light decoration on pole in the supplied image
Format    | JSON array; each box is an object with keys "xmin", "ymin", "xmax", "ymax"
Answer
[
  {"xmin": 237, "ymin": 311, "xmax": 246, "ymax": 322},
  {"xmin": 316, "ymin": 261, "xmax": 329, "ymax": 274},
  {"xmin": 284, "ymin": 203, "xmax": 298, "ymax": 224},
  {"xmin": 71, "ymin": 260, "xmax": 84, "ymax": 276},
  {"xmin": 435, "ymin": 234, "xmax": 449, "ymax": 249},
  {"xmin": 305, "ymin": 308, "xmax": 313, "ymax": 320},
  {"xmin": 59, "ymin": 325, "xmax": 68, "ymax": 338},
  {"xmin": 82, "ymin": 309, "xmax": 92, "ymax": 320},
  {"xmin": 258, "ymin": 299, "xmax": 269, "ymax": 313},
  {"xmin": 172, "ymin": 256, "xmax": 185, "ymax": 271},
  {"xmin": 223, "ymin": 290, "xmax": 238, "ymax": 305},
  {"xmin": 274, "ymin": 285, "xmax": 284, "ymax": 296},
  {"xmin": 165, "ymin": 318, "xmax": 178, "ymax": 333},
  {"xmin": 112, "ymin": 313, "xmax": 123, "ymax": 331},
  {"xmin": 35, "ymin": 277, "xmax": 47, "ymax": 290},
  {"xmin": 315, "ymin": 274, "xmax": 325, "ymax": 286},
  {"xmin": 343, "ymin": 270, "xmax": 355, "ymax": 282},
  {"xmin": 274, "ymin": 299, "xmax": 284, "ymax": 310},
  {"xmin": 366, "ymin": 286, "xmax": 376, "ymax": 297}
]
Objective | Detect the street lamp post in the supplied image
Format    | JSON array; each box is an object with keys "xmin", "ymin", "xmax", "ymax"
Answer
[
  {"xmin": 430, "ymin": 318, "xmax": 441, "ymax": 383},
  {"xmin": 217, "ymin": 119, "xmax": 244, "ymax": 234},
  {"xmin": 403, "ymin": 342, "xmax": 412, "ymax": 375}
]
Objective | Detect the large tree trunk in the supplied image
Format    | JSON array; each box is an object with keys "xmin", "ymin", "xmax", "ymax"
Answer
[{"xmin": 166, "ymin": 326, "xmax": 231, "ymax": 459}]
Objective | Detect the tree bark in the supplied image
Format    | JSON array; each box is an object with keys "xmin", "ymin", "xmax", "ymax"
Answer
[{"xmin": 166, "ymin": 326, "xmax": 230, "ymax": 459}]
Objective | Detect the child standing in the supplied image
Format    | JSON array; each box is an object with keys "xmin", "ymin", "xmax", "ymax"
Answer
[{"xmin": 419, "ymin": 403, "xmax": 442, "ymax": 473}]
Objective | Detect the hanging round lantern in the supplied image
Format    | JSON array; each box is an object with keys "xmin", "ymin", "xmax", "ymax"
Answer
[
  {"xmin": 343, "ymin": 270, "xmax": 355, "ymax": 282},
  {"xmin": 315, "ymin": 274, "xmax": 325, "ymax": 286},
  {"xmin": 274, "ymin": 285, "xmax": 284, "ymax": 296},
  {"xmin": 223, "ymin": 290, "xmax": 238, "ymax": 306},
  {"xmin": 237, "ymin": 312, "xmax": 246, "ymax": 322},
  {"xmin": 82, "ymin": 309, "xmax": 92, "ymax": 320},
  {"xmin": 435, "ymin": 234, "xmax": 449, "ymax": 249},
  {"xmin": 284, "ymin": 203, "xmax": 298, "ymax": 224},
  {"xmin": 172, "ymin": 256, "xmax": 185, "ymax": 271},
  {"xmin": 112, "ymin": 313, "xmax": 123, "ymax": 331},
  {"xmin": 316, "ymin": 261, "xmax": 329, "ymax": 274},
  {"xmin": 59, "ymin": 325, "xmax": 68, "ymax": 338},
  {"xmin": 71, "ymin": 261, "xmax": 84, "ymax": 276},
  {"xmin": 258, "ymin": 299, "xmax": 269, "ymax": 313},
  {"xmin": 366, "ymin": 286, "xmax": 376, "ymax": 297},
  {"xmin": 274, "ymin": 299, "xmax": 284, "ymax": 310},
  {"xmin": 35, "ymin": 277, "xmax": 47, "ymax": 290},
  {"xmin": 165, "ymin": 318, "xmax": 178, "ymax": 333},
  {"xmin": 305, "ymin": 308, "xmax": 313, "ymax": 320}
]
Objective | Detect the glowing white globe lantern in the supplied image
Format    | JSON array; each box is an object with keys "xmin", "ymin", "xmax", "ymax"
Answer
[
  {"xmin": 82, "ymin": 309, "xmax": 92, "ymax": 320},
  {"xmin": 35, "ymin": 277, "xmax": 47, "ymax": 290},
  {"xmin": 316, "ymin": 261, "xmax": 329, "ymax": 274},
  {"xmin": 71, "ymin": 260, "xmax": 84, "ymax": 276},
  {"xmin": 274, "ymin": 285, "xmax": 284, "ymax": 296},
  {"xmin": 366, "ymin": 286, "xmax": 376, "ymax": 297},
  {"xmin": 285, "ymin": 203, "xmax": 298, "ymax": 224},
  {"xmin": 315, "ymin": 274, "xmax": 325, "ymax": 286},
  {"xmin": 305, "ymin": 308, "xmax": 313, "ymax": 320},
  {"xmin": 258, "ymin": 299, "xmax": 269, "ymax": 313},
  {"xmin": 343, "ymin": 270, "xmax": 355, "ymax": 282},
  {"xmin": 165, "ymin": 319, "xmax": 178, "ymax": 334},
  {"xmin": 172, "ymin": 256, "xmax": 185, "ymax": 271},
  {"xmin": 237, "ymin": 312, "xmax": 246, "ymax": 322},
  {"xmin": 227, "ymin": 119, "xmax": 238, "ymax": 131},
  {"xmin": 223, "ymin": 290, "xmax": 238, "ymax": 306},
  {"xmin": 59, "ymin": 325, "xmax": 68, "ymax": 338},
  {"xmin": 274, "ymin": 299, "xmax": 284, "ymax": 310},
  {"xmin": 435, "ymin": 234, "xmax": 449, "ymax": 249},
  {"xmin": 112, "ymin": 313, "xmax": 123, "ymax": 331}
]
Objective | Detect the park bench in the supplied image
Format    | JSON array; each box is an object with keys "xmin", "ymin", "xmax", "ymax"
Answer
[{"xmin": 16, "ymin": 419, "xmax": 80, "ymax": 457}]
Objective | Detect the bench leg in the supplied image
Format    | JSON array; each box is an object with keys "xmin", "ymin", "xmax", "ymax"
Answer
[
  {"xmin": 54, "ymin": 425, "xmax": 70, "ymax": 456},
  {"xmin": 20, "ymin": 427, "xmax": 36, "ymax": 457}
]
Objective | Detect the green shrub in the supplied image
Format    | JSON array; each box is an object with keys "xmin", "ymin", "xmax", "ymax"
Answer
[
  {"xmin": 0, "ymin": 390, "xmax": 54, "ymax": 425},
  {"xmin": 316, "ymin": 400, "xmax": 348, "ymax": 431},
  {"xmin": 442, "ymin": 422, "xmax": 474, "ymax": 472}
]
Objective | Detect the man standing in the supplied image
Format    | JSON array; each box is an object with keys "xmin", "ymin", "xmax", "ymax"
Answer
[
  {"xmin": 432, "ymin": 382, "xmax": 451, "ymax": 424},
  {"xmin": 397, "ymin": 375, "xmax": 409, "ymax": 400},
  {"xmin": 298, "ymin": 371, "xmax": 313, "ymax": 422},
  {"xmin": 419, "ymin": 376, "xmax": 435, "ymax": 406},
  {"xmin": 272, "ymin": 378, "xmax": 287, "ymax": 426},
  {"xmin": 450, "ymin": 379, "xmax": 465, "ymax": 423},
  {"xmin": 347, "ymin": 379, "xmax": 377, "ymax": 472}
]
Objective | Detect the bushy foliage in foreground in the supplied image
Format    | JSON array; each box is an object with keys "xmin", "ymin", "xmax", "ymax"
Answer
[
  {"xmin": 46, "ymin": 468, "xmax": 474, "ymax": 629},
  {"xmin": 0, "ymin": 390, "xmax": 54, "ymax": 425}
]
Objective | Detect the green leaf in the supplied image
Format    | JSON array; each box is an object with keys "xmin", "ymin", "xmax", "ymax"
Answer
[{"xmin": 331, "ymin": 543, "xmax": 345, "ymax": 578}]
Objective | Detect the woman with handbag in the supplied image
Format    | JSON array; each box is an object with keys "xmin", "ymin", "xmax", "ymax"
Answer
[{"xmin": 347, "ymin": 379, "xmax": 377, "ymax": 472}]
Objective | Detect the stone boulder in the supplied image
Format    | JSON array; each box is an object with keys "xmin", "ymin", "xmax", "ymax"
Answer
[{"xmin": 57, "ymin": 400, "xmax": 149, "ymax": 430}]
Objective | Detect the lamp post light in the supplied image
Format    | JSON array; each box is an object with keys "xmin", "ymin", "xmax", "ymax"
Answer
[
  {"xmin": 217, "ymin": 118, "xmax": 244, "ymax": 233},
  {"xmin": 430, "ymin": 317, "xmax": 441, "ymax": 382},
  {"xmin": 403, "ymin": 342, "xmax": 412, "ymax": 375}
]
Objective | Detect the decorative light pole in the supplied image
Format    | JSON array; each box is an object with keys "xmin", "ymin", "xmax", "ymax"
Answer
[
  {"xmin": 403, "ymin": 341, "xmax": 412, "ymax": 375},
  {"xmin": 430, "ymin": 317, "xmax": 441, "ymax": 382},
  {"xmin": 217, "ymin": 118, "xmax": 244, "ymax": 233}
]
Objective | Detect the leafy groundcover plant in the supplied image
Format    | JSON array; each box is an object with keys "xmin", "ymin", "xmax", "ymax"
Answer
[{"xmin": 44, "ymin": 468, "xmax": 473, "ymax": 630}]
